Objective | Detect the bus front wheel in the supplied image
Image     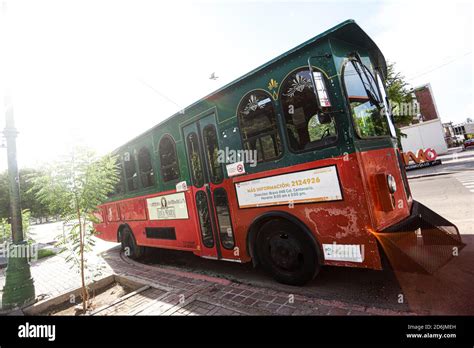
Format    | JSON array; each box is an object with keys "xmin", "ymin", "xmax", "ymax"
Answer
[
  {"xmin": 256, "ymin": 219, "xmax": 320, "ymax": 286},
  {"xmin": 120, "ymin": 226, "xmax": 144, "ymax": 260}
]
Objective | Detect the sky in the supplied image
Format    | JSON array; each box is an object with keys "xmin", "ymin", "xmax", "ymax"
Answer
[{"xmin": 0, "ymin": 0, "xmax": 472, "ymax": 171}]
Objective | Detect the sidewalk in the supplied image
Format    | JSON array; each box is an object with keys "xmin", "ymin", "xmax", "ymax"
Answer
[{"xmin": 0, "ymin": 246, "xmax": 411, "ymax": 316}]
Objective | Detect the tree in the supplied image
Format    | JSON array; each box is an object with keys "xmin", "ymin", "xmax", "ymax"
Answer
[
  {"xmin": 0, "ymin": 209, "xmax": 31, "ymax": 242},
  {"xmin": 0, "ymin": 168, "xmax": 53, "ymax": 221},
  {"xmin": 20, "ymin": 168, "xmax": 55, "ymax": 220},
  {"xmin": 0, "ymin": 171, "xmax": 9, "ymax": 219},
  {"xmin": 385, "ymin": 62, "xmax": 415, "ymax": 148},
  {"xmin": 29, "ymin": 147, "xmax": 119, "ymax": 313}
]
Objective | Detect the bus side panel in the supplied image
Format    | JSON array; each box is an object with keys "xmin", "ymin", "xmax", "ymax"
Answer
[
  {"xmin": 230, "ymin": 153, "xmax": 383, "ymax": 270},
  {"xmin": 95, "ymin": 204, "xmax": 120, "ymax": 242},
  {"xmin": 94, "ymin": 215, "xmax": 119, "ymax": 242},
  {"xmin": 118, "ymin": 199, "xmax": 147, "ymax": 221},
  {"xmin": 95, "ymin": 190, "xmax": 203, "ymax": 252},
  {"xmin": 357, "ymin": 147, "xmax": 411, "ymax": 231}
]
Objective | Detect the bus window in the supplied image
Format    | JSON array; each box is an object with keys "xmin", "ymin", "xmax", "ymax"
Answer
[
  {"xmin": 202, "ymin": 125, "xmax": 223, "ymax": 184},
  {"xmin": 138, "ymin": 146, "xmax": 154, "ymax": 188},
  {"xmin": 196, "ymin": 191, "xmax": 214, "ymax": 248},
  {"xmin": 158, "ymin": 135, "xmax": 180, "ymax": 182},
  {"xmin": 124, "ymin": 152, "xmax": 138, "ymax": 191},
  {"xmin": 238, "ymin": 91, "xmax": 282, "ymax": 163},
  {"xmin": 343, "ymin": 59, "xmax": 390, "ymax": 138},
  {"xmin": 280, "ymin": 68, "xmax": 337, "ymax": 151},
  {"xmin": 186, "ymin": 132, "xmax": 204, "ymax": 187},
  {"xmin": 213, "ymin": 188, "xmax": 235, "ymax": 250}
]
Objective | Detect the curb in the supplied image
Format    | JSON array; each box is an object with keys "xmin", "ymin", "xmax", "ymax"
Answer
[{"xmin": 407, "ymin": 171, "xmax": 458, "ymax": 180}]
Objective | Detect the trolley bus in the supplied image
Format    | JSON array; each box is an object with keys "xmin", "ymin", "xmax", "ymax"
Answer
[{"xmin": 94, "ymin": 20, "xmax": 464, "ymax": 285}]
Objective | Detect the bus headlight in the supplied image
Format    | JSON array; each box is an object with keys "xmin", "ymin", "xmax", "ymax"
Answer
[{"xmin": 387, "ymin": 174, "xmax": 397, "ymax": 194}]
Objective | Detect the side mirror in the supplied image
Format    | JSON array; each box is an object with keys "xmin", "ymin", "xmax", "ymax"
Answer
[
  {"xmin": 307, "ymin": 56, "xmax": 332, "ymax": 110},
  {"xmin": 310, "ymin": 71, "xmax": 332, "ymax": 108},
  {"xmin": 308, "ymin": 56, "xmax": 338, "ymax": 125}
]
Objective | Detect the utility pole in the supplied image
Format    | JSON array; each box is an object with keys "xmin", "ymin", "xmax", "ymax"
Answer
[{"xmin": 1, "ymin": 0, "xmax": 35, "ymax": 310}]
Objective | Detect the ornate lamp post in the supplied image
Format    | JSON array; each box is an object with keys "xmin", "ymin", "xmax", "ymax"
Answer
[{"xmin": 1, "ymin": 95, "xmax": 35, "ymax": 310}]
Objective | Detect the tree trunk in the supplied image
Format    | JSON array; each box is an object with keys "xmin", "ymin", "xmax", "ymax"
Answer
[{"xmin": 77, "ymin": 210, "xmax": 88, "ymax": 313}]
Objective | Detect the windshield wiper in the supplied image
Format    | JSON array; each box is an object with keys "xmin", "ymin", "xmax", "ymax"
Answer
[{"xmin": 351, "ymin": 60, "xmax": 382, "ymax": 109}]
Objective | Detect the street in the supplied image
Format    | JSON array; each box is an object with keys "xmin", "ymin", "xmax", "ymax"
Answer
[{"xmin": 392, "ymin": 171, "xmax": 474, "ymax": 315}]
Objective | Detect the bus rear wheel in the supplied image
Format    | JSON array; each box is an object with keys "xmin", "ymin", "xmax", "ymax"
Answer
[
  {"xmin": 120, "ymin": 226, "xmax": 144, "ymax": 260},
  {"xmin": 256, "ymin": 219, "xmax": 320, "ymax": 286}
]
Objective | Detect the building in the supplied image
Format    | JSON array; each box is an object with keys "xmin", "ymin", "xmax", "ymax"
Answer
[
  {"xmin": 442, "ymin": 122, "xmax": 456, "ymax": 147},
  {"xmin": 412, "ymin": 84, "xmax": 441, "ymax": 122},
  {"xmin": 398, "ymin": 83, "xmax": 448, "ymax": 155},
  {"xmin": 452, "ymin": 121, "xmax": 474, "ymax": 141},
  {"xmin": 392, "ymin": 83, "xmax": 441, "ymax": 124}
]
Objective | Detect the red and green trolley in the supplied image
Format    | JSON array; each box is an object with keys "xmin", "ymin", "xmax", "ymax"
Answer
[{"xmin": 94, "ymin": 20, "xmax": 464, "ymax": 285}]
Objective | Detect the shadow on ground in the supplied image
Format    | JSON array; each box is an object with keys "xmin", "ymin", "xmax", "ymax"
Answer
[
  {"xmin": 133, "ymin": 232, "xmax": 474, "ymax": 315},
  {"xmin": 137, "ymin": 247, "xmax": 410, "ymax": 313}
]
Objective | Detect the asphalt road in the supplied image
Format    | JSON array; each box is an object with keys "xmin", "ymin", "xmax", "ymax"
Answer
[{"xmin": 392, "ymin": 171, "xmax": 474, "ymax": 315}]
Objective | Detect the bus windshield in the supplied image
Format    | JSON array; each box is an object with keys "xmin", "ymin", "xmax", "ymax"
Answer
[{"xmin": 343, "ymin": 59, "xmax": 393, "ymax": 138}]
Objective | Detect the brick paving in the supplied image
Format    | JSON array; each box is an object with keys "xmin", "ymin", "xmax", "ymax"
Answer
[
  {"xmin": 0, "ymin": 251, "xmax": 112, "ymax": 305},
  {"xmin": 0, "ymin": 246, "xmax": 412, "ymax": 316}
]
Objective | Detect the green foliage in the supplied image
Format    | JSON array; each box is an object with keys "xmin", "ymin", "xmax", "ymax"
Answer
[
  {"xmin": 30, "ymin": 148, "xmax": 119, "ymax": 222},
  {"xmin": 0, "ymin": 168, "xmax": 53, "ymax": 220},
  {"xmin": 190, "ymin": 152, "xmax": 203, "ymax": 184},
  {"xmin": 29, "ymin": 147, "xmax": 119, "ymax": 312},
  {"xmin": 0, "ymin": 217, "xmax": 11, "ymax": 241},
  {"xmin": 385, "ymin": 62, "xmax": 415, "ymax": 148},
  {"xmin": 0, "ymin": 209, "xmax": 32, "ymax": 242},
  {"xmin": 22, "ymin": 209, "xmax": 31, "ymax": 241},
  {"xmin": 308, "ymin": 115, "xmax": 336, "ymax": 141},
  {"xmin": 386, "ymin": 63, "xmax": 413, "ymax": 106},
  {"xmin": 0, "ymin": 171, "xmax": 8, "ymax": 220},
  {"xmin": 37, "ymin": 248, "xmax": 56, "ymax": 259}
]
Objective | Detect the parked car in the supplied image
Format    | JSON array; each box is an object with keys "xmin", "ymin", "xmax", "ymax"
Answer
[{"xmin": 463, "ymin": 139, "xmax": 474, "ymax": 149}]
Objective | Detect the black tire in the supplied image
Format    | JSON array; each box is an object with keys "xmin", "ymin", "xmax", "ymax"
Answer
[
  {"xmin": 120, "ymin": 226, "xmax": 144, "ymax": 260},
  {"xmin": 256, "ymin": 219, "xmax": 320, "ymax": 286}
]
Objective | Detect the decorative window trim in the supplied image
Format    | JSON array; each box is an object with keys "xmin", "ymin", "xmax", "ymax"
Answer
[
  {"xmin": 236, "ymin": 90, "xmax": 283, "ymax": 163},
  {"xmin": 283, "ymin": 73, "xmax": 313, "ymax": 98},
  {"xmin": 279, "ymin": 67, "xmax": 338, "ymax": 153}
]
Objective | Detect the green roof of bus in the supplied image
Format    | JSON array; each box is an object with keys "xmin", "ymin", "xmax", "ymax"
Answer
[{"xmin": 114, "ymin": 19, "xmax": 385, "ymax": 152}]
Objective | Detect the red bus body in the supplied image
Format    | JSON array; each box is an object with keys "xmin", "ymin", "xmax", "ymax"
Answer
[{"xmin": 94, "ymin": 20, "xmax": 463, "ymax": 284}]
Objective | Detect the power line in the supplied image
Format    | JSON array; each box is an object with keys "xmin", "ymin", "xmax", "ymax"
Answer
[
  {"xmin": 137, "ymin": 78, "xmax": 185, "ymax": 113},
  {"xmin": 407, "ymin": 51, "xmax": 472, "ymax": 81}
]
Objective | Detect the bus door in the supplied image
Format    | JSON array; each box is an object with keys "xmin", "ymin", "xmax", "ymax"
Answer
[{"xmin": 183, "ymin": 113, "xmax": 236, "ymax": 260}]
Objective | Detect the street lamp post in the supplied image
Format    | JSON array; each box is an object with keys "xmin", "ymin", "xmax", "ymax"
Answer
[{"xmin": 1, "ymin": 97, "xmax": 35, "ymax": 310}]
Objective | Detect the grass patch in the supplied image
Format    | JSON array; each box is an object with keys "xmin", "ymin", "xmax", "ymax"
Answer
[{"xmin": 38, "ymin": 249, "xmax": 56, "ymax": 259}]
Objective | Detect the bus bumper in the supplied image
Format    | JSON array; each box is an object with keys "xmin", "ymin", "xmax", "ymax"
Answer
[{"xmin": 375, "ymin": 200, "xmax": 465, "ymax": 274}]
